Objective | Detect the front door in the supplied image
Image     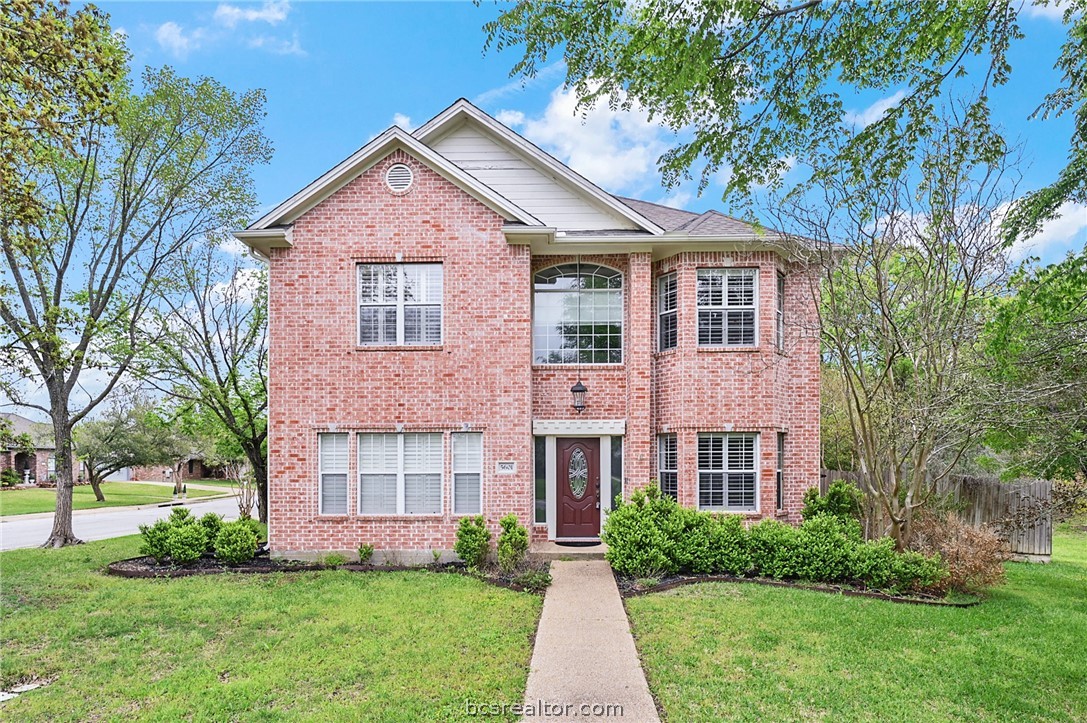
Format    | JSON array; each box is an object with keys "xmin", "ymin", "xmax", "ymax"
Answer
[{"xmin": 557, "ymin": 437, "xmax": 600, "ymax": 538}]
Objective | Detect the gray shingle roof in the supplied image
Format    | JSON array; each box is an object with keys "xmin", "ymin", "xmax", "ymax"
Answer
[
  {"xmin": 1, "ymin": 412, "xmax": 54, "ymax": 449},
  {"xmin": 617, "ymin": 196, "xmax": 766, "ymax": 236}
]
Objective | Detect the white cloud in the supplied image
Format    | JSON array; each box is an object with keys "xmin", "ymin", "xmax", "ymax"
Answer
[
  {"xmin": 1007, "ymin": 201, "xmax": 1087, "ymax": 261},
  {"xmin": 512, "ymin": 85, "xmax": 675, "ymax": 193},
  {"xmin": 1025, "ymin": 0, "xmax": 1076, "ymax": 20},
  {"xmin": 844, "ymin": 90, "xmax": 907, "ymax": 128},
  {"xmin": 392, "ymin": 113, "xmax": 414, "ymax": 131},
  {"xmin": 113, "ymin": 26, "xmax": 127, "ymax": 40},
  {"xmin": 474, "ymin": 62, "xmax": 567, "ymax": 106},
  {"xmin": 214, "ymin": 0, "xmax": 290, "ymax": 29},
  {"xmin": 155, "ymin": 21, "xmax": 202, "ymax": 58},
  {"xmin": 247, "ymin": 32, "xmax": 305, "ymax": 56},
  {"xmin": 495, "ymin": 109, "xmax": 525, "ymax": 128},
  {"xmin": 218, "ymin": 236, "xmax": 250, "ymax": 257},
  {"xmin": 658, "ymin": 190, "xmax": 693, "ymax": 209}
]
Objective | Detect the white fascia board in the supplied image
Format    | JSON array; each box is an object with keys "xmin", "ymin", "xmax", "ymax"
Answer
[
  {"xmin": 247, "ymin": 127, "xmax": 542, "ymax": 230},
  {"xmin": 414, "ymin": 100, "xmax": 666, "ymax": 235},
  {"xmin": 532, "ymin": 419, "xmax": 627, "ymax": 436},
  {"xmin": 232, "ymin": 227, "xmax": 292, "ymax": 258}
]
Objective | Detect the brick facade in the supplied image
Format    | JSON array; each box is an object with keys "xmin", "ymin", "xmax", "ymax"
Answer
[{"xmin": 263, "ymin": 150, "xmax": 821, "ymax": 559}]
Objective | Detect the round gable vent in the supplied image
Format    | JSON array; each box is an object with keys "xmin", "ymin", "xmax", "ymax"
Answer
[{"xmin": 385, "ymin": 163, "xmax": 413, "ymax": 192}]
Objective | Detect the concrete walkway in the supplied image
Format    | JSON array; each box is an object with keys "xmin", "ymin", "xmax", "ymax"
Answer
[{"xmin": 523, "ymin": 560, "xmax": 659, "ymax": 722}]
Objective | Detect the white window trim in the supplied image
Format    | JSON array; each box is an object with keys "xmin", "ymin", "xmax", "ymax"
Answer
[
  {"xmin": 357, "ymin": 432, "xmax": 444, "ymax": 516},
  {"xmin": 318, "ymin": 432, "xmax": 350, "ymax": 516},
  {"xmin": 357, "ymin": 263, "xmax": 443, "ymax": 347},
  {"xmin": 776, "ymin": 271, "xmax": 785, "ymax": 352},
  {"xmin": 658, "ymin": 434, "xmax": 677, "ymax": 499},
  {"xmin": 658, "ymin": 272, "xmax": 678, "ymax": 352},
  {"xmin": 452, "ymin": 432, "xmax": 484, "ymax": 516},
  {"xmin": 776, "ymin": 432, "xmax": 785, "ymax": 511},
  {"xmin": 696, "ymin": 267, "xmax": 759, "ymax": 348},
  {"xmin": 697, "ymin": 432, "xmax": 760, "ymax": 514}
]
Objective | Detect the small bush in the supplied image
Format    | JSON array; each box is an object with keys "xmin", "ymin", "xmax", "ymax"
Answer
[
  {"xmin": 454, "ymin": 515, "xmax": 492, "ymax": 569},
  {"xmin": 849, "ymin": 538, "xmax": 899, "ymax": 590},
  {"xmin": 891, "ymin": 550, "xmax": 948, "ymax": 594},
  {"xmin": 667, "ymin": 506, "xmax": 720, "ymax": 574},
  {"xmin": 909, "ymin": 512, "xmax": 1008, "ymax": 593},
  {"xmin": 1, "ymin": 468, "xmax": 21, "ymax": 487},
  {"xmin": 747, "ymin": 519, "xmax": 802, "ymax": 579},
  {"xmin": 601, "ymin": 487, "xmax": 678, "ymax": 577},
  {"xmin": 215, "ymin": 520, "xmax": 259, "ymax": 565},
  {"xmin": 512, "ymin": 569, "xmax": 552, "ymax": 593},
  {"xmin": 165, "ymin": 522, "xmax": 207, "ymax": 565},
  {"xmin": 199, "ymin": 513, "xmax": 223, "ymax": 550},
  {"xmin": 801, "ymin": 480, "xmax": 863, "ymax": 523},
  {"xmin": 322, "ymin": 552, "xmax": 348, "ymax": 567},
  {"xmin": 358, "ymin": 543, "xmax": 375, "ymax": 564},
  {"xmin": 238, "ymin": 517, "xmax": 264, "ymax": 542},
  {"xmin": 168, "ymin": 507, "xmax": 195, "ymax": 525},
  {"xmin": 708, "ymin": 514, "xmax": 752, "ymax": 575},
  {"xmin": 794, "ymin": 514, "xmax": 856, "ymax": 582},
  {"xmin": 497, "ymin": 514, "xmax": 529, "ymax": 573},
  {"xmin": 138, "ymin": 519, "xmax": 173, "ymax": 564}
]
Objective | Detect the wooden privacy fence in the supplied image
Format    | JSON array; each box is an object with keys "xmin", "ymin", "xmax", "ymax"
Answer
[{"xmin": 819, "ymin": 470, "xmax": 1053, "ymax": 562}]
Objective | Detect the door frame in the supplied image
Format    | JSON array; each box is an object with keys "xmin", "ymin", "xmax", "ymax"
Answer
[
  {"xmin": 555, "ymin": 437, "xmax": 602, "ymax": 539},
  {"xmin": 534, "ymin": 419, "xmax": 625, "ymax": 541}
]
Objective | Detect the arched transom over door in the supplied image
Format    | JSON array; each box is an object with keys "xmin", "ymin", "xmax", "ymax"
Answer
[{"xmin": 557, "ymin": 437, "xmax": 600, "ymax": 538}]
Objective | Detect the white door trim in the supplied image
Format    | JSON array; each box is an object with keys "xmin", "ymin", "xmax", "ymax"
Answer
[{"xmin": 533, "ymin": 419, "xmax": 626, "ymax": 436}]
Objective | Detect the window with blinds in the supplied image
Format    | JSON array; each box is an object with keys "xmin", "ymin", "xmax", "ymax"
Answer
[
  {"xmin": 698, "ymin": 433, "xmax": 758, "ymax": 512},
  {"xmin": 453, "ymin": 432, "xmax": 483, "ymax": 515},
  {"xmin": 319, "ymin": 433, "xmax": 349, "ymax": 515},
  {"xmin": 359, "ymin": 433, "xmax": 398, "ymax": 514},
  {"xmin": 358, "ymin": 432, "xmax": 445, "ymax": 515},
  {"xmin": 358, "ymin": 263, "xmax": 442, "ymax": 346},
  {"xmin": 404, "ymin": 433, "xmax": 443, "ymax": 514},
  {"xmin": 697, "ymin": 268, "xmax": 757, "ymax": 347},
  {"xmin": 658, "ymin": 272, "xmax": 678, "ymax": 351},
  {"xmin": 776, "ymin": 272, "xmax": 786, "ymax": 352},
  {"xmin": 658, "ymin": 435, "xmax": 677, "ymax": 500}
]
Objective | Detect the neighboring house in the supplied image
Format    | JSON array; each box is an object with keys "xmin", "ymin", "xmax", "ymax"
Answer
[
  {"xmin": 0, "ymin": 412, "xmax": 58, "ymax": 485},
  {"xmin": 234, "ymin": 99, "xmax": 821, "ymax": 560},
  {"xmin": 130, "ymin": 457, "xmax": 221, "ymax": 483}
]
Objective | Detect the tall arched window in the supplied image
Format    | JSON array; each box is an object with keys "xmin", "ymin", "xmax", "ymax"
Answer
[{"xmin": 533, "ymin": 263, "xmax": 623, "ymax": 364}]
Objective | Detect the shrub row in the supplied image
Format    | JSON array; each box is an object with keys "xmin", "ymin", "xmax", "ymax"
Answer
[
  {"xmin": 454, "ymin": 514, "xmax": 531, "ymax": 573},
  {"xmin": 139, "ymin": 508, "xmax": 261, "ymax": 566},
  {"xmin": 601, "ymin": 487, "xmax": 947, "ymax": 594}
]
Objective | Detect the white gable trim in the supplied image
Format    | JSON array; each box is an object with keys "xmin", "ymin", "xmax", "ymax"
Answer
[
  {"xmin": 247, "ymin": 127, "xmax": 541, "ymax": 230},
  {"xmin": 414, "ymin": 100, "xmax": 666, "ymax": 235}
]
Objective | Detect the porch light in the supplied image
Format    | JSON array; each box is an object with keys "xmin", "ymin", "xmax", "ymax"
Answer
[{"xmin": 571, "ymin": 380, "xmax": 588, "ymax": 414}]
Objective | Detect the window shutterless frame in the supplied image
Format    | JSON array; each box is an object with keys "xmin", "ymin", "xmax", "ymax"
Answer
[
  {"xmin": 657, "ymin": 272, "xmax": 678, "ymax": 351},
  {"xmin": 696, "ymin": 268, "xmax": 759, "ymax": 347},
  {"xmin": 358, "ymin": 432, "xmax": 444, "ymax": 515},
  {"xmin": 697, "ymin": 432, "xmax": 760, "ymax": 513},
  {"xmin": 776, "ymin": 271, "xmax": 785, "ymax": 352},
  {"xmin": 452, "ymin": 432, "xmax": 484, "ymax": 515},
  {"xmin": 318, "ymin": 432, "xmax": 350, "ymax": 515},
  {"xmin": 658, "ymin": 434, "xmax": 678, "ymax": 500},
  {"xmin": 357, "ymin": 263, "xmax": 443, "ymax": 346},
  {"xmin": 776, "ymin": 432, "xmax": 785, "ymax": 511}
]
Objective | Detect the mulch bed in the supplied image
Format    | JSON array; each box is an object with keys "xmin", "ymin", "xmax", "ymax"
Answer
[
  {"xmin": 106, "ymin": 555, "xmax": 552, "ymax": 594},
  {"xmin": 615, "ymin": 572, "xmax": 980, "ymax": 607}
]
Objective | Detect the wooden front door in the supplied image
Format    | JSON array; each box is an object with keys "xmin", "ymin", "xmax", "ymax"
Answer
[{"xmin": 557, "ymin": 437, "xmax": 600, "ymax": 538}]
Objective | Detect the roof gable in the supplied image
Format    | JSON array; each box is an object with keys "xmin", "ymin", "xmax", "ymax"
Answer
[
  {"xmin": 247, "ymin": 127, "xmax": 541, "ymax": 231},
  {"xmin": 414, "ymin": 100, "xmax": 665, "ymax": 234}
]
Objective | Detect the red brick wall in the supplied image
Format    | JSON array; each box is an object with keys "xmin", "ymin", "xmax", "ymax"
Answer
[{"xmin": 267, "ymin": 150, "xmax": 822, "ymax": 556}]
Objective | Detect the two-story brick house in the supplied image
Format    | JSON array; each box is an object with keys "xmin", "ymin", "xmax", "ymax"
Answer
[{"xmin": 234, "ymin": 99, "xmax": 820, "ymax": 561}]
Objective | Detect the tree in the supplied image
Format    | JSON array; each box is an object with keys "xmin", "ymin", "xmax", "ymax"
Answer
[
  {"xmin": 0, "ymin": 65, "xmax": 271, "ymax": 547},
  {"xmin": 74, "ymin": 394, "xmax": 184, "ymax": 501},
  {"xmin": 485, "ymin": 0, "xmax": 1084, "ymax": 232},
  {"xmin": 984, "ymin": 253, "xmax": 1087, "ymax": 479},
  {"xmin": 769, "ymin": 122, "xmax": 1018, "ymax": 547},
  {"xmin": 1, "ymin": 0, "xmax": 124, "ymax": 229},
  {"xmin": 146, "ymin": 241, "xmax": 269, "ymax": 521}
]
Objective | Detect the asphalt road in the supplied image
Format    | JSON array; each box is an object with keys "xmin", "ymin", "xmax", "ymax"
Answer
[{"xmin": 0, "ymin": 495, "xmax": 241, "ymax": 552}]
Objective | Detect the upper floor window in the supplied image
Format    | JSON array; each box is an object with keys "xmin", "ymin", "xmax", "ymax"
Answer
[
  {"xmin": 658, "ymin": 273, "xmax": 678, "ymax": 351},
  {"xmin": 697, "ymin": 268, "xmax": 756, "ymax": 347},
  {"xmin": 358, "ymin": 263, "xmax": 442, "ymax": 346},
  {"xmin": 776, "ymin": 272, "xmax": 785, "ymax": 352},
  {"xmin": 533, "ymin": 263, "xmax": 623, "ymax": 364}
]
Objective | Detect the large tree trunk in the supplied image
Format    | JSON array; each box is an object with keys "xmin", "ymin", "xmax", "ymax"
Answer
[
  {"xmin": 43, "ymin": 402, "xmax": 82, "ymax": 547},
  {"xmin": 244, "ymin": 441, "xmax": 268, "ymax": 524}
]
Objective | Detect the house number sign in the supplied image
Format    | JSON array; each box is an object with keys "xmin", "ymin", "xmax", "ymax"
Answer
[{"xmin": 496, "ymin": 461, "xmax": 517, "ymax": 474}]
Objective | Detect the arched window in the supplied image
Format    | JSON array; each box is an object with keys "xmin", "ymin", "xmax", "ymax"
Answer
[{"xmin": 533, "ymin": 263, "xmax": 623, "ymax": 364}]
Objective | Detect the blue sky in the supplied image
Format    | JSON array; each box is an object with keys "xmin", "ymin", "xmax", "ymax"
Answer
[{"xmin": 100, "ymin": 1, "xmax": 1086, "ymax": 264}]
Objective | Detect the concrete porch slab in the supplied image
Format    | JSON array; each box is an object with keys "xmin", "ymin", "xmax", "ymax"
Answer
[{"xmin": 529, "ymin": 541, "xmax": 608, "ymax": 561}]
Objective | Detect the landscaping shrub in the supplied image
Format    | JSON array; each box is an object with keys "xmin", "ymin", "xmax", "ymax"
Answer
[
  {"xmin": 454, "ymin": 515, "xmax": 492, "ymax": 568},
  {"xmin": 601, "ymin": 487, "xmax": 678, "ymax": 577},
  {"xmin": 512, "ymin": 569, "xmax": 552, "ymax": 593},
  {"xmin": 239, "ymin": 516, "xmax": 264, "ymax": 542},
  {"xmin": 358, "ymin": 543, "xmax": 374, "ymax": 564},
  {"xmin": 138, "ymin": 519, "xmax": 173, "ymax": 563},
  {"xmin": 801, "ymin": 480, "xmax": 863, "ymax": 523},
  {"xmin": 214, "ymin": 520, "xmax": 259, "ymax": 565},
  {"xmin": 199, "ymin": 513, "xmax": 223, "ymax": 550},
  {"xmin": 794, "ymin": 514, "xmax": 857, "ymax": 582},
  {"xmin": 848, "ymin": 538, "xmax": 899, "ymax": 590},
  {"xmin": 708, "ymin": 514, "xmax": 752, "ymax": 575},
  {"xmin": 667, "ymin": 506, "xmax": 719, "ymax": 574},
  {"xmin": 891, "ymin": 550, "xmax": 948, "ymax": 594},
  {"xmin": 1, "ymin": 468, "xmax": 21, "ymax": 487},
  {"xmin": 322, "ymin": 553, "xmax": 348, "ymax": 567},
  {"xmin": 909, "ymin": 512, "xmax": 1008, "ymax": 593},
  {"xmin": 164, "ymin": 522, "xmax": 207, "ymax": 565},
  {"xmin": 747, "ymin": 519, "xmax": 802, "ymax": 579},
  {"xmin": 497, "ymin": 514, "xmax": 529, "ymax": 573}
]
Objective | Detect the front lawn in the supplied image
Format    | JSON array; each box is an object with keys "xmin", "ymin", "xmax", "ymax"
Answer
[
  {"xmin": 0, "ymin": 536, "xmax": 541, "ymax": 720},
  {"xmin": 0, "ymin": 482, "xmax": 219, "ymax": 516},
  {"xmin": 627, "ymin": 527, "xmax": 1087, "ymax": 722}
]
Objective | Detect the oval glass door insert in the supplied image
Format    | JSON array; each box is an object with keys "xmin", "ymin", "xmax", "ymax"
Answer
[{"xmin": 568, "ymin": 448, "xmax": 588, "ymax": 499}]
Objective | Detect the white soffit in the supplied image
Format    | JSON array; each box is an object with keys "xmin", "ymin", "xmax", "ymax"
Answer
[{"xmin": 532, "ymin": 419, "xmax": 627, "ymax": 436}]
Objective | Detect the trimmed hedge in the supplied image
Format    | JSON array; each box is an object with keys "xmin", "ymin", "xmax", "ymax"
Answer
[{"xmin": 602, "ymin": 486, "xmax": 947, "ymax": 594}]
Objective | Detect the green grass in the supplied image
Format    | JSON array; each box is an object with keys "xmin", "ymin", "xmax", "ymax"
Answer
[
  {"xmin": 626, "ymin": 526, "xmax": 1087, "ymax": 722},
  {"xmin": 0, "ymin": 482, "xmax": 219, "ymax": 516},
  {"xmin": 0, "ymin": 535, "xmax": 541, "ymax": 721}
]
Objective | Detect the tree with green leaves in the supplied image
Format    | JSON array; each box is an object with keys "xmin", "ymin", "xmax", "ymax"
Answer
[
  {"xmin": 74, "ymin": 393, "xmax": 186, "ymax": 501},
  {"xmin": 0, "ymin": 64, "xmax": 271, "ymax": 547},
  {"xmin": 146, "ymin": 241, "xmax": 269, "ymax": 521},
  {"xmin": 984, "ymin": 253, "xmax": 1087, "ymax": 479},
  {"xmin": 485, "ymin": 0, "xmax": 1084, "ymax": 234}
]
